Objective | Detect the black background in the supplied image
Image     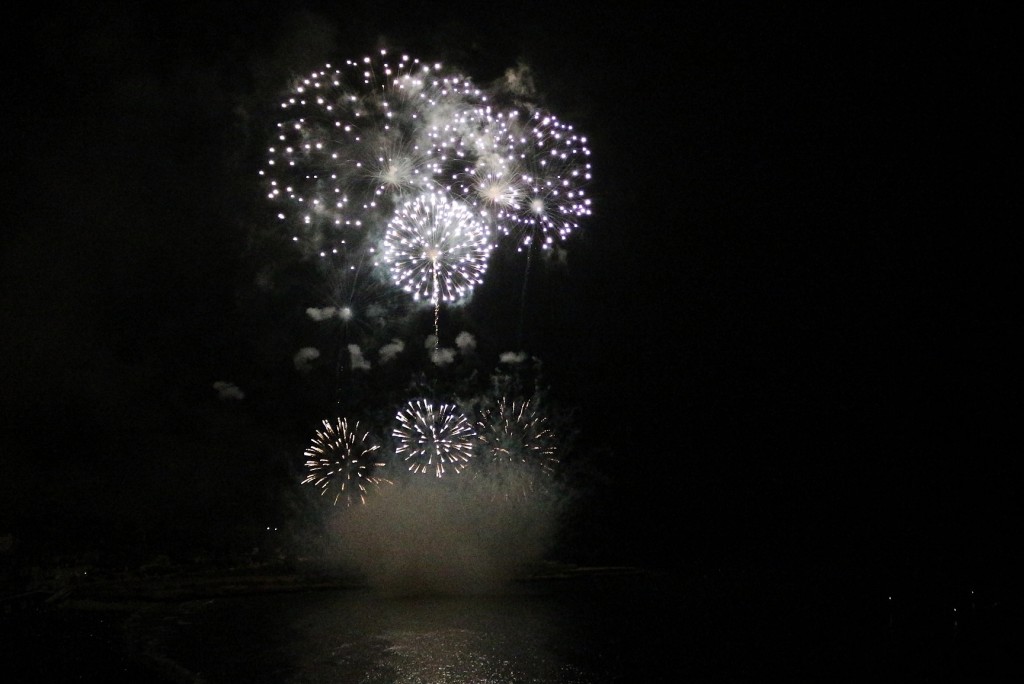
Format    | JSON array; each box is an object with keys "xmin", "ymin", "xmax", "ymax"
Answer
[{"xmin": 1, "ymin": 3, "xmax": 1016, "ymax": 598}]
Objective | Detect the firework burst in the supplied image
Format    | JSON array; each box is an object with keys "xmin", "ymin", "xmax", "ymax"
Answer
[
  {"xmin": 379, "ymin": 190, "xmax": 493, "ymax": 306},
  {"xmin": 302, "ymin": 418, "xmax": 390, "ymax": 506},
  {"xmin": 472, "ymin": 397, "xmax": 558, "ymax": 498},
  {"xmin": 310, "ymin": 248, "xmax": 407, "ymax": 337},
  {"xmin": 392, "ymin": 398, "xmax": 476, "ymax": 477},
  {"xmin": 447, "ymin": 107, "xmax": 593, "ymax": 255},
  {"xmin": 476, "ymin": 398, "xmax": 558, "ymax": 469},
  {"xmin": 259, "ymin": 50, "xmax": 493, "ymax": 259},
  {"xmin": 449, "ymin": 109, "xmax": 523, "ymax": 231},
  {"xmin": 502, "ymin": 111, "xmax": 593, "ymax": 252}
]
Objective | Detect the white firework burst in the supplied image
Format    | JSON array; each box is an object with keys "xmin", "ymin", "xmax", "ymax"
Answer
[
  {"xmin": 392, "ymin": 398, "xmax": 476, "ymax": 477},
  {"xmin": 259, "ymin": 50, "xmax": 493, "ymax": 258},
  {"xmin": 378, "ymin": 190, "xmax": 494, "ymax": 306},
  {"xmin": 500, "ymin": 110, "xmax": 593, "ymax": 252},
  {"xmin": 301, "ymin": 418, "xmax": 390, "ymax": 506}
]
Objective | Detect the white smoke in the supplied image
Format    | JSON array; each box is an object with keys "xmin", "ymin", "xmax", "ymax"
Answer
[
  {"xmin": 430, "ymin": 347, "xmax": 457, "ymax": 366},
  {"xmin": 324, "ymin": 473, "xmax": 564, "ymax": 596},
  {"xmin": 455, "ymin": 331, "xmax": 476, "ymax": 352},
  {"xmin": 348, "ymin": 344, "xmax": 371, "ymax": 371},
  {"xmin": 293, "ymin": 346, "xmax": 320, "ymax": 372},
  {"xmin": 212, "ymin": 381, "xmax": 245, "ymax": 400},
  {"xmin": 501, "ymin": 62, "xmax": 538, "ymax": 100},
  {"xmin": 306, "ymin": 306, "xmax": 336, "ymax": 321},
  {"xmin": 379, "ymin": 338, "xmax": 405, "ymax": 364},
  {"xmin": 499, "ymin": 351, "xmax": 528, "ymax": 364}
]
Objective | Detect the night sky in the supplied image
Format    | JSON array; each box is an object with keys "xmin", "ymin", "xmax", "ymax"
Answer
[{"xmin": 1, "ymin": 3, "xmax": 1015, "ymax": 591}]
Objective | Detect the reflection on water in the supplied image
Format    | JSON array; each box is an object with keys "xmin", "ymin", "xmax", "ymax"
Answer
[
  {"xmin": 131, "ymin": 571, "xmax": 679, "ymax": 683},
  {"xmin": 121, "ymin": 565, "xmax": 1011, "ymax": 682}
]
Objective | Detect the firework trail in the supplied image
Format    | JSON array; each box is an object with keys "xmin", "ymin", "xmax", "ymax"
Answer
[
  {"xmin": 393, "ymin": 398, "xmax": 476, "ymax": 477},
  {"xmin": 302, "ymin": 418, "xmax": 390, "ymax": 506}
]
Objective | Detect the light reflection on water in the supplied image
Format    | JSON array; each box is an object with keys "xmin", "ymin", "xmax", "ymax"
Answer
[{"xmin": 132, "ymin": 572, "xmax": 676, "ymax": 683}]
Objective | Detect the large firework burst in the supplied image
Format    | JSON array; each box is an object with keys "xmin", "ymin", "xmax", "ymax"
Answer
[
  {"xmin": 502, "ymin": 111, "xmax": 593, "ymax": 252},
  {"xmin": 392, "ymin": 398, "xmax": 476, "ymax": 477},
  {"xmin": 259, "ymin": 50, "xmax": 492, "ymax": 259},
  {"xmin": 378, "ymin": 189, "xmax": 494, "ymax": 308},
  {"xmin": 301, "ymin": 418, "xmax": 389, "ymax": 506}
]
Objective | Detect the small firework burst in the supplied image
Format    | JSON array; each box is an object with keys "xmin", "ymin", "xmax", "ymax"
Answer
[
  {"xmin": 472, "ymin": 397, "xmax": 559, "ymax": 499},
  {"xmin": 302, "ymin": 418, "xmax": 389, "ymax": 505},
  {"xmin": 361, "ymin": 133, "xmax": 437, "ymax": 200},
  {"xmin": 450, "ymin": 108, "xmax": 525, "ymax": 230},
  {"xmin": 476, "ymin": 397, "xmax": 558, "ymax": 471},
  {"xmin": 392, "ymin": 398, "xmax": 476, "ymax": 477},
  {"xmin": 310, "ymin": 248, "xmax": 407, "ymax": 336}
]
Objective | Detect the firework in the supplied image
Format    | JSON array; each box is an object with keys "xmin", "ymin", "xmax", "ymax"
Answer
[
  {"xmin": 473, "ymin": 397, "xmax": 558, "ymax": 499},
  {"xmin": 450, "ymin": 109, "xmax": 524, "ymax": 232},
  {"xmin": 468, "ymin": 397, "xmax": 559, "ymax": 500},
  {"xmin": 258, "ymin": 51, "xmax": 593, "ymax": 488},
  {"xmin": 502, "ymin": 111, "xmax": 593, "ymax": 252},
  {"xmin": 259, "ymin": 50, "xmax": 491, "ymax": 258},
  {"xmin": 476, "ymin": 398, "xmax": 557, "ymax": 468},
  {"xmin": 311, "ymin": 248, "xmax": 407, "ymax": 336},
  {"xmin": 302, "ymin": 418, "xmax": 389, "ymax": 506},
  {"xmin": 379, "ymin": 189, "xmax": 494, "ymax": 307},
  {"xmin": 447, "ymin": 106, "xmax": 593, "ymax": 257},
  {"xmin": 392, "ymin": 398, "xmax": 476, "ymax": 477}
]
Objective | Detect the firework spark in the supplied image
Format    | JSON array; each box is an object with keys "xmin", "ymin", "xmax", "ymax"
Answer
[
  {"xmin": 393, "ymin": 398, "xmax": 476, "ymax": 477},
  {"xmin": 302, "ymin": 418, "xmax": 389, "ymax": 506}
]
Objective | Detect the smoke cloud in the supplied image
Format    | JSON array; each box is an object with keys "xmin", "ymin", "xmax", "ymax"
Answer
[
  {"xmin": 430, "ymin": 347, "xmax": 457, "ymax": 366},
  {"xmin": 379, "ymin": 338, "xmax": 405, "ymax": 364},
  {"xmin": 348, "ymin": 344, "xmax": 371, "ymax": 371},
  {"xmin": 321, "ymin": 472, "xmax": 565, "ymax": 596},
  {"xmin": 455, "ymin": 331, "xmax": 477, "ymax": 352},
  {"xmin": 294, "ymin": 347, "xmax": 320, "ymax": 372},
  {"xmin": 212, "ymin": 381, "xmax": 245, "ymax": 400},
  {"xmin": 499, "ymin": 351, "xmax": 528, "ymax": 364}
]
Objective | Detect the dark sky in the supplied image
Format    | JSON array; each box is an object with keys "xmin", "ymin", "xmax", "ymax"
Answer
[{"xmin": 1, "ymin": 4, "xmax": 1015, "ymax": 577}]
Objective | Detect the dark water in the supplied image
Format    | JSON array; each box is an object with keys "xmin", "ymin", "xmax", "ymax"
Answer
[
  {"xmin": 119, "ymin": 568, "xmax": 1014, "ymax": 683},
  {"xmin": 128, "ymin": 571, "xmax": 682, "ymax": 683},
  {"xmin": 4, "ymin": 566, "xmax": 1017, "ymax": 682}
]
